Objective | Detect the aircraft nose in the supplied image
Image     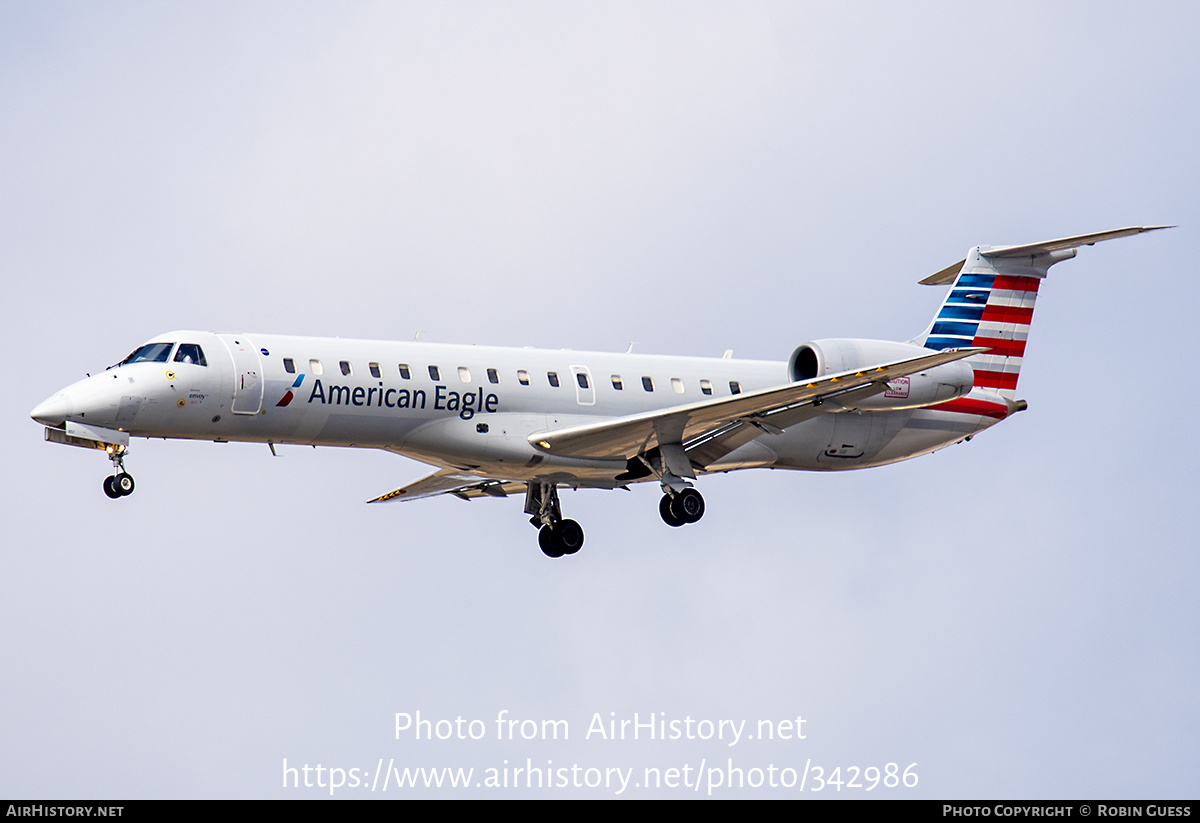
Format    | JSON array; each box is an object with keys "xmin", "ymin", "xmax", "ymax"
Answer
[{"xmin": 31, "ymin": 392, "xmax": 72, "ymax": 427}]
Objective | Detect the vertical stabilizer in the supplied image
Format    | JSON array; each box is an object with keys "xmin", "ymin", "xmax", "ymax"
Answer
[
  {"xmin": 919, "ymin": 247, "xmax": 1067, "ymax": 398},
  {"xmin": 916, "ymin": 226, "xmax": 1169, "ymax": 399}
]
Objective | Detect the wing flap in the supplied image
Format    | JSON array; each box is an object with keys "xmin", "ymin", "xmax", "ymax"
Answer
[
  {"xmin": 682, "ymin": 382, "xmax": 884, "ymax": 467},
  {"xmin": 529, "ymin": 347, "xmax": 985, "ymax": 461}
]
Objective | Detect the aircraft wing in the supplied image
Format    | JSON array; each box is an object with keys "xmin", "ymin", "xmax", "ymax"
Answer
[
  {"xmin": 528, "ymin": 347, "xmax": 985, "ymax": 463},
  {"xmin": 367, "ymin": 468, "xmax": 525, "ymax": 503}
]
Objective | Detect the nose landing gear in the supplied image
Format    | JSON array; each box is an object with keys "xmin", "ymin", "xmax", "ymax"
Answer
[
  {"xmin": 101, "ymin": 448, "xmax": 135, "ymax": 499},
  {"xmin": 103, "ymin": 472, "xmax": 135, "ymax": 498}
]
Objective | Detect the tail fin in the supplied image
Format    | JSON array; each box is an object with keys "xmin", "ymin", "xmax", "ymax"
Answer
[
  {"xmin": 917, "ymin": 226, "xmax": 1169, "ymax": 399},
  {"xmin": 919, "ymin": 248, "xmax": 1050, "ymax": 398}
]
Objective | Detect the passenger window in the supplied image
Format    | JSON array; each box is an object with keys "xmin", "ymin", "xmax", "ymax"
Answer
[
  {"xmin": 517, "ymin": 370, "xmax": 530, "ymax": 386},
  {"xmin": 547, "ymin": 372, "xmax": 560, "ymax": 388},
  {"xmin": 611, "ymin": 375, "xmax": 623, "ymax": 390},
  {"xmin": 398, "ymin": 364, "xmax": 411, "ymax": 379},
  {"xmin": 428, "ymin": 365, "xmax": 441, "ymax": 381},
  {"xmin": 642, "ymin": 376, "xmax": 654, "ymax": 392},
  {"xmin": 700, "ymin": 379, "xmax": 713, "ymax": 396},
  {"xmin": 487, "ymin": 368, "xmax": 500, "ymax": 384},
  {"xmin": 173, "ymin": 344, "xmax": 207, "ymax": 367},
  {"xmin": 309, "ymin": 359, "xmax": 323, "ymax": 376},
  {"xmin": 458, "ymin": 366, "xmax": 471, "ymax": 383},
  {"xmin": 369, "ymin": 362, "xmax": 381, "ymax": 378},
  {"xmin": 283, "ymin": 358, "xmax": 295, "ymax": 374},
  {"xmin": 340, "ymin": 361, "xmax": 352, "ymax": 376},
  {"xmin": 576, "ymin": 372, "xmax": 589, "ymax": 389},
  {"xmin": 729, "ymin": 381, "xmax": 741, "ymax": 395},
  {"xmin": 671, "ymin": 378, "xmax": 684, "ymax": 394}
]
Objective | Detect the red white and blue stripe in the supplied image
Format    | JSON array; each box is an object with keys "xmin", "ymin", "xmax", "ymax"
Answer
[{"xmin": 923, "ymin": 270, "xmax": 1041, "ymax": 412}]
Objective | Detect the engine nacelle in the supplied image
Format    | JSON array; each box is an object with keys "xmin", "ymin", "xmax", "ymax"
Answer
[{"xmin": 788, "ymin": 338, "xmax": 974, "ymax": 411}]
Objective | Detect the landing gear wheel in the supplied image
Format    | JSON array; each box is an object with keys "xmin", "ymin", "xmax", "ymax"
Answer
[
  {"xmin": 659, "ymin": 494, "xmax": 685, "ymax": 527},
  {"xmin": 103, "ymin": 476, "xmax": 122, "ymax": 499},
  {"xmin": 527, "ymin": 483, "xmax": 584, "ymax": 558},
  {"xmin": 557, "ymin": 520, "xmax": 584, "ymax": 555},
  {"xmin": 538, "ymin": 520, "xmax": 585, "ymax": 557},
  {"xmin": 539, "ymin": 525, "xmax": 565, "ymax": 558},
  {"xmin": 672, "ymin": 488, "xmax": 705, "ymax": 523},
  {"xmin": 113, "ymin": 472, "xmax": 135, "ymax": 496}
]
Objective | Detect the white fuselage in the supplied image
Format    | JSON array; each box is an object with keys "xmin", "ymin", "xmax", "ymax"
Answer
[{"xmin": 34, "ymin": 330, "xmax": 997, "ymax": 487}]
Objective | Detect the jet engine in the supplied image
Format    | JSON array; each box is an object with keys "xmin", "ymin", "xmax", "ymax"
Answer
[{"xmin": 788, "ymin": 338, "xmax": 974, "ymax": 410}]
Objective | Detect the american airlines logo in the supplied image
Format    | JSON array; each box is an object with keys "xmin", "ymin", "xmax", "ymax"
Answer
[{"xmin": 276, "ymin": 374, "xmax": 304, "ymax": 407}]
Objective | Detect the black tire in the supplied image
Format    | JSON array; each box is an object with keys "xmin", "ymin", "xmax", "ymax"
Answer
[
  {"xmin": 539, "ymin": 525, "xmax": 565, "ymax": 558},
  {"xmin": 557, "ymin": 520, "xmax": 584, "ymax": 555},
  {"xmin": 659, "ymin": 495, "xmax": 685, "ymax": 527},
  {"xmin": 671, "ymin": 488, "xmax": 705, "ymax": 523},
  {"xmin": 103, "ymin": 476, "xmax": 122, "ymax": 499},
  {"xmin": 114, "ymin": 473, "xmax": 135, "ymax": 496}
]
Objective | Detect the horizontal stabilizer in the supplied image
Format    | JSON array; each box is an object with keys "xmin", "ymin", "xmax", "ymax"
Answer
[
  {"xmin": 981, "ymin": 225, "xmax": 1172, "ymax": 258},
  {"xmin": 919, "ymin": 259, "xmax": 966, "ymax": 286},
  {"xmin": 920, "ymin": 226, "xmax": 1171, "ymax": 284}
]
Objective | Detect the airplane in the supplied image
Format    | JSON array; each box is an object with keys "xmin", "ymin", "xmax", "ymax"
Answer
[{"xmin": 31, "ymin": 226, "xmax": 1167, "ymax": 557}]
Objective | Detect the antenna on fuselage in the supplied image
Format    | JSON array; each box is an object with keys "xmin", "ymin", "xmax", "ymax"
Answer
[
  {"xmin": 413, "ymin": 331, "xmax": 425, "ymax": 341},
  {"xmin": 723, "ymin": 350, "xmax": 733, "ymax": 359},
  {"xmin": 626, "ymin": 342, "xmax": 637, "ymax": 353}
]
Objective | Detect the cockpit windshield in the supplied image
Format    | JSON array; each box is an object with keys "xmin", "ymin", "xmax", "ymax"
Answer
[
  {"xmin": 120, "ymin": 342, "xmax": 174, "ymax": 365},
  {"xmin": 173, "ymin": 343, "xmax": 207, "ymax": 367},
  {"xmin": 109, "ymin": 341, "xmax": 208, "ymax": 370}
]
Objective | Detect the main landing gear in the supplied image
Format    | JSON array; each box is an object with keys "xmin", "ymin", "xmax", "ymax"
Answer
[
  {"xmin": 526, "ymin": 483, "xmax": 584, "ymax": 558},
  {"xmin": 659, "ymin": 487, "xmax": 705, "ymax": 527},
  {"xmin": 101, "ymin": 448, "xmax": 135, "ymax": 499},
  {"xmin": 524, "ymin": 479, "xmax": 706, "ymax": 557},
  {"xmin": 538, "ymin": 519, "xmax": 584, "ymax": 558}
]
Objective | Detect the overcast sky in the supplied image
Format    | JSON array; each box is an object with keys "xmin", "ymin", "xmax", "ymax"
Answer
[{"xmin": 3, "ymin": 1, "xmax": 1197, "ymax": 798}]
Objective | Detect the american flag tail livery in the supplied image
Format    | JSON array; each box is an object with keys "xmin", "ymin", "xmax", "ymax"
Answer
[{"xmin": 915, "ymin": 226, "xmax": 1170, "ymax": 418}]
